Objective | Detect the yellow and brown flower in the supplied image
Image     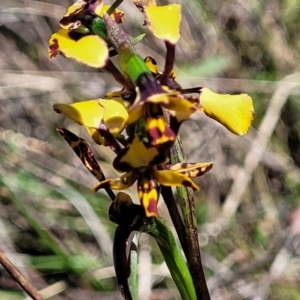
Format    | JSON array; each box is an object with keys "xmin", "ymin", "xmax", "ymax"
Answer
[
  {"xmin": 48, "ymin": 0, "xmax": 124, "ymax": 68},
  {"xmin": 92, "ymin": 135, "xmax": 212, "ymax": 217}
]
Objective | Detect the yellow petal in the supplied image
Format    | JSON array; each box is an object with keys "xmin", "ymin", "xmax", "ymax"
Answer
[
  {"xmin": 85, "ymin": 127, "xmax": 107, "ymax": 146},
  {"xmin": 168, "ymin": 162, "xmax": 213, "ymax": 178},
  {"xmin": 53, "ymin": 98, "xmax": 128, "ymax": 133},
  {"xmin": 63, "ymin": 0, "xmax": 86, "ymax": 17},
  {"xmin": 59, "ymin": 0, "xmax": 104, "ymax": 29},
  {"xmin": 137, "ymin": 176, "xmax": 159, "ymax": 217},
  {"xmin": 146, "ymin": 115, "xmax": 175, "ymax": 145},
  {"xmin": 154, "ymin": 169, "xmax": 200, "ymax": 191},
  {"xmin": 92, "ymin": 171, "xmax": 138, "ymax": 192},
  {"xmin": 59, "ymin": 1, "xmax": 86, "ymax": 29},
  {"xmin": 144, "ymin": 56, "xmax": 176, "ymax": 81},
  {"xmin": 113, "ymin": 135, "xmax": 168, "ymax": 172},
  {"xmin": 53, "ymin": 100, "xmax": 104, "ymax": 128},
  {"xmin": 144, "ymin": 56, "xmax": 160, "ymax": 75},
  {"xmin": 48, "ymin": 29, "xmax": 108, "ymax": 68},
  {"xmin": 162, "ymin": 92, "xmax": 197, "ymax": 112},
  {"xmin": 199, "ymin": 88, "xmax": 255, "ymax": 135},
  {"xmin": 144, "ymin": 4, "xmax": 181, "ymax": 44},
  {"xmin": 126, "ymin": 102, "xmax": 145, "ymax": 126}
]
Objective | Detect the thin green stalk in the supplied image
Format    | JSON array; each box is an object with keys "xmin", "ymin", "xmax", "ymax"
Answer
[
  {"xmin": 170, "ymin": 137, "xmax": 211, "ymax": 300},
  {"xmin": 128, "ymin": 234, "xmax": 139, "ymax": 300},
  {"xmin": 145, "ymin": 218, "xmax": 197, "ymax": 300},
  {"xmin": 161, "ymin": 186, "xmax": 189, "ymax": 258},
  {"xmin": 107, "ymin": 0, "xmax": 124, "ymax": 15}
]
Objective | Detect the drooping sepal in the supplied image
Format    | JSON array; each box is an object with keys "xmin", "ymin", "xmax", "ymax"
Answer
[{"xmin": 137, "ymin": 174, "xmax": 159, "ymax": 217}]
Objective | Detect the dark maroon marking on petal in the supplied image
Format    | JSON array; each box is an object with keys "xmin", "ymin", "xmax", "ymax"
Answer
[
  {"xmin": 150, "ymin": 153, "xmax": 169, "ymax": 166},
  {"xmin": 57, "ymin": 128, "xmax": 80, "ymax": 142},
  {"xmin": 147, "ymin": 103, "xmax": 161, "ymax": 116},
  {"xmin": 199, "ymin": 163, "xmax": 213, "ymax": 175},
  {"xmin": 49, "ymin": 39, "xmax": 60, "ymax": 58},
  {"xmin": 135, "ymin": 4, "xmax": 145, "ymax": 13},
  {"xmin": 53, "ymin": 107, "xmax": 61, "ymax": 113},
  {"xmin": 181, "ymin": 163, "xmax": 188, "ymax": 168},
  {"xmin": 150, "ymin": 57, "xmax": 157, "ymax": 66},
  {"xmin": 88, "ymin": 0, "xmax": 103, "ymax": 12},
  {"xmin": 112, "ymin": 11, "xmax": 124, "ymax": 24},
  {"xmin": 68, "ymin": 30, "xmax": 89, "ymax": 41},
  {"xmin": 147, "ymin": 125, "xmax": 176, "ymax": 145},
  {"xmin": 60, "ymin": 6, "xmax": 85, "ymax": 27},
  {"xmin": 144, "ymin": 56, "xmax": 158, "ymax": 67},
  {"xmin": 113, "ymin": 147, "xmax": 133, "ymax": 172},
  {"xmin": 113, "ymin": 161, "xmax": 132, "ymax": 172},
  {"xmin": 182, "ymin": 179, "xmax": 197, "ymax": 190},
  {"xmin": 72, "ymin": 145, "xmax": 81, "ymax": 157},
  {"xmin": 146, "ymin": 198, "xmax": 158, "ymax": 216},
  {"xmin": 169, "ymin": 115, "xmax": 182, "ymax": 135}
]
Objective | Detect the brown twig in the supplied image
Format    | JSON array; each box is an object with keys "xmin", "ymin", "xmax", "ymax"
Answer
[
  {"xmin": 160, "ymin": 41, "xmax": 175, "ymax": 85},
  {"xmin": 0, "ymin": 248, "xmax": 45, "ymax": 300}
]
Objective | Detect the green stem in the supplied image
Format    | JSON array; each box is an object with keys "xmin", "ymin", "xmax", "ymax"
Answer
[
  {"xmin": 170, "ymin": 137, "xmax": 211, "ymax": 300},
  {"xmin": 128, "ymin": 234, "xmax": 139, "ymax": 300},
  {"xmin": 161, "ymin": 186, "xmax": 189, "ymax": 258},
  {"xmin": 145, "ymin": 218, "xmax": 197, "ymax": 300},
  {"xmin": 105, "ymin": 59, "xmax": 135, "ymax": 92},
  {"xmin": 107, "ymin": 0, "xmax": 124, "ymax": 15}
]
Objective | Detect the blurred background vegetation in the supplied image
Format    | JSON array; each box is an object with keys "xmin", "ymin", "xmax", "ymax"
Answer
[{"xmin": 1, "ymin": 0, "xmax": 300, "ymax": 299}]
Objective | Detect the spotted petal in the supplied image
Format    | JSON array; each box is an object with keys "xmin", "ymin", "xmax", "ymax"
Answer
[
  {"xmin": 199, "ymin": 88, "xmax": 255, "ymax": 135},
  {"xmin": 165, "ymin": 162, "xmax": 213, "ymax": 178},
  {"xmin": 57, "ymin": 128, "xmax": 105, "ymax": 182},
  {"xmin": 144, "ymin": 56, "xmax": 176, "ymax": 80},
  {"xmin": 144, "ymin": 4, "xmax": 181, "ymax": 44},
  {"xmin": 137, "ymin": 175, "xmax": 159, "ymax": 217},
  {"xmin": 59, "ymin": 0, "xmax": 104, "ymax": 30},
  {"xmin": 92, "ymin": 171, "xmax": 138, "ymax": 192},
  {"xmin": 154, "ymin": 169, "xmax": 200, "ymax": 191},
  {"xmin": 113, "ymin": 135, "xmax": 168, "ymax": 172},
  {"xmin": 146, "ymin": 113, "xmax": 175, "ymax": 145},
  {"xmin": 48, "ymin": 29, "xmax": 108, "ymax": 68}
]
